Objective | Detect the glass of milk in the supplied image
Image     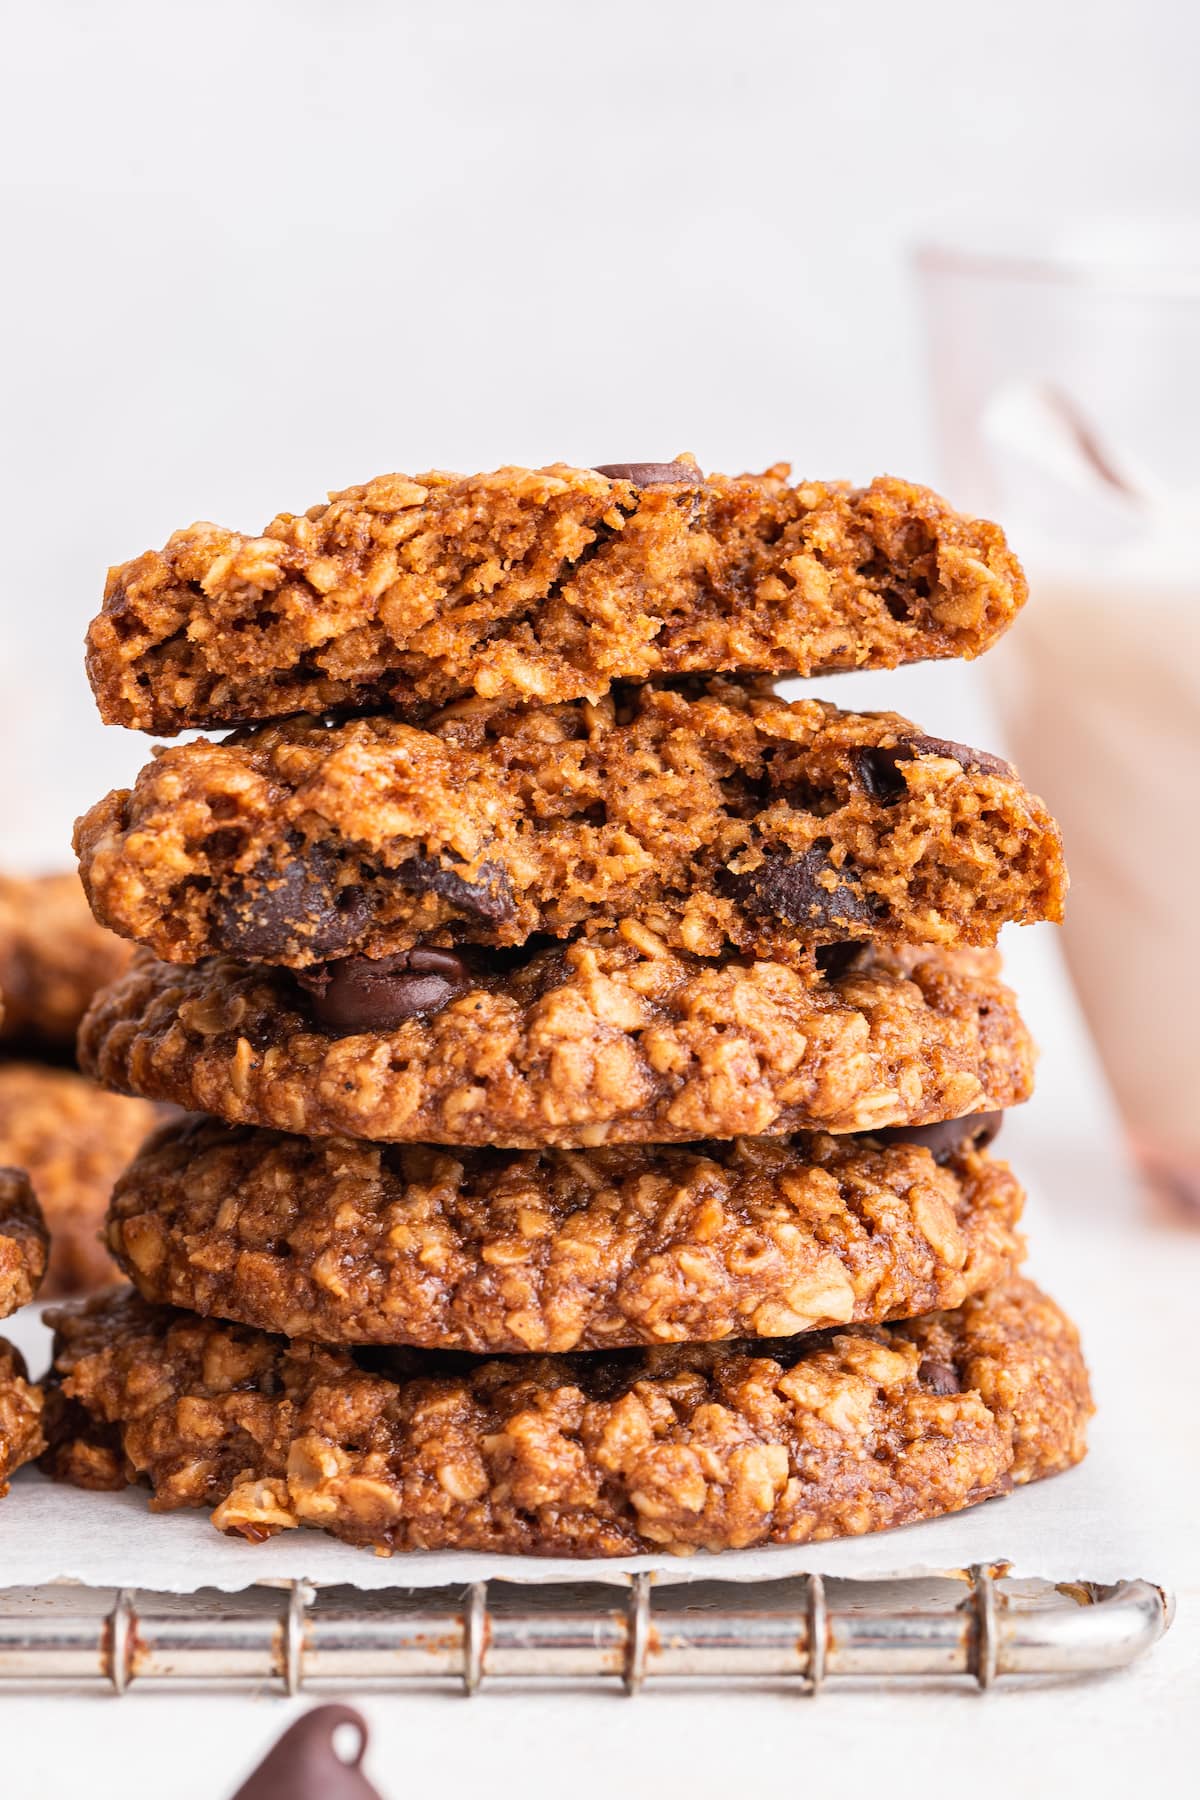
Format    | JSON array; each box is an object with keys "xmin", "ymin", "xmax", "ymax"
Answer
[{"xmin": 916, "ymin": 225, "xmax": 1200, "ymax": 1217}]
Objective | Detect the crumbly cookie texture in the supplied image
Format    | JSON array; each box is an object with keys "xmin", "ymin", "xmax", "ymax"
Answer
[
  {"xmin": 76, "ymin": 682, "xmax": 1065, "ymax": 968},
  {"xmin": 86, "ymin": 465, "xmax": 1027, "ymax": 733},
  {"xmin": 0, "ymin": 872, "xmax": 133, "ymax": 1053},
  {"xmin": 0, "ymin": 1064, "xmax": 164, "ymax": 1297},
  {"xmin": 107, "ymin": 1118, "xmax": 1024, "ymax": 1352},
  {"xmin": 0, "ymin": 1166, "xmax": 48, "ymax": 1317},
  {"xmin": 0, "ymin": 1338, "xmax": 44, "ymax": 1496},
  {"xmin": 78, "ymin": 938, "xmax": 1034, "ymax": 1148},
  {"xmin": 44, "ymin": 1278, "xmax": 1090, "ymax": 1556}
]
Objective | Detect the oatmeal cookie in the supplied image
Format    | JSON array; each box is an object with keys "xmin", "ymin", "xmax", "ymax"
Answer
[
  {"xmin": 43, "ymin": 1277, "xmax": 1090, "ymax": 1556},
  {"xmin": 0, "ymin": 1337, "xmax": 44, "ymax": 1495},
  {"xmin": 106, "ymin": 1114, "xmax": 1021, "ymax": 1351},
  {"xmin": 86, "ymin": 464, "xmax": 1027, "ymax": 733},
  {"xmin": 76, "ymin": 683, "xmax": 1065, "ymax": 968},
  {"xmin": 0, "ymin": 1165, "xmax": 48, "ymax": 1317},
  {"xmin": 0, "ymin": 872, "xmax": 133, "ymax": 1054},
  {"xmin": 78, "ymin": 937, "xmax": 1034, "ymax": 1147},
  {"xmin": 0, "ymin": 1064, "xmax": 164, "ymax": 1296}
]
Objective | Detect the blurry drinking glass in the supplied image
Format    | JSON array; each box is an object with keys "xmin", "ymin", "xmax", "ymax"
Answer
[{"xmin": 916, "ymin": 224, "xmax": 1200, "ymax": 1216}]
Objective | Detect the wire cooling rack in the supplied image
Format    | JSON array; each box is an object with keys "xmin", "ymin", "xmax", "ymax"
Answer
[{"xmin": 0, "ymin": 1568, "xmax": 1172, "ymax": 1693}]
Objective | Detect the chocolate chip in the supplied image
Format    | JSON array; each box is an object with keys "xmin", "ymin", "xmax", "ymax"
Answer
[
  {"xmin": 396, "ymin": 855, "xmax": 516, "ymax": 924},
  {"xmin": 855, "ymin": 735, "xmax": 1015, "ymax": 804},
  {"xmin": 212, "ymin": 841, "xmax": 373, "ymax": 959},
  {"xmin": 296, "ymin": 948, "xmax": 471, "ymax": 1033},
  {"xmin": 229, "ymin": 1703, "xmax": 383, "ymax": 1800},
  {"xmin": 592, "ymin": 460, "xmax": 702, "ymax": 486},
  {"xmin": 918, "ymin": 1358, "xmax": 962, "ymax": 1396},
  {"xmin": 729, "ymin": 843, "xmax": 878, "ymax": 929},
  {"xmin": 876, "ymin": 1110, "xmax": 1004, "ymax": 1165}
]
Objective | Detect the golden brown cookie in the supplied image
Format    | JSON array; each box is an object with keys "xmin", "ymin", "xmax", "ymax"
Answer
[
  {"xmin": 0, "ymin": 872, "xmax": 133, "ymax": 1055},
  {"xmin": 0, "ymin": 1064, "xmax": 164, "ymax": 1296},
  {"xmin": 76, "ymin": 683, "xmax": 1065, "ymax": 969},
  {"xmin": 0, "ymin": 1165, "xmax": 48, "ymax": 1317},
  {"xmin": 106, "ymin": 1114, "xmax": 1022, "ymax": 1352},
  {"xmin": 0, "ymin": 1337, "xmax": 44, "ymax": 1495},
  {"xmin": 86, "ymin": 464, "xmax": 1027, "ymax": 733},
  {"xmin": 78, "ymin": 938, "xmax": 1035, "ymax": 1148},
  {"xmin": 43, "ymin": 1277, "xmax": 1090, "ymax": 1556}
]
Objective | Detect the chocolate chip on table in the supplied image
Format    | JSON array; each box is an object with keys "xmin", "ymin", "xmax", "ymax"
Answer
[
  {"xmin": 730, "ymin": 844, "xmax": 878, "ymax": 929},
  {"xmin": 855, "ymin": 736, "xmax": 1015, "ymax": 804},
  {"xmin": 212, "ymin": 845, "xmax": 372, "ymax": 959},
  {"xmin": 592, "ymin": 460, "xmax": 702, "ymax": 486},
  {"xmin": 876, "ymin": 1110, "xmax": 1005, "ymax": 1165},
  {"xmin": 918, "ymin": 1359, "xmax": 962, "ymax": 1396},
  {"xmin": 296, "ymin": 949, "xmax": 471, "ymax": 1033},
  {"xmin": 230, "ymin": 1703, "xmax": 384, "ymax": 1800},
  {"xmin": 396, "ymin": 854, "xmax": 516, "ymax": 924}
]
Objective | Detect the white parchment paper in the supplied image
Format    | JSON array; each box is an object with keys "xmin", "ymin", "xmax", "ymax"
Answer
[
  {"xmin": 2, "ymin": 1200, "xmax": 1192, "ymax": 1594},
  {"xmin": 2, "ymin": 932, "xmax": 1194, "ymax": 1597}
]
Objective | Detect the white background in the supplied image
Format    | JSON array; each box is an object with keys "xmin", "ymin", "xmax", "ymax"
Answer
[
  {"xmin": 1, "ymin": 2, "xmax": 1198, "ymax": 1794},
  {"xmin": 2, "ymin": 0, "xmax": 1199, "ymax": 859}
]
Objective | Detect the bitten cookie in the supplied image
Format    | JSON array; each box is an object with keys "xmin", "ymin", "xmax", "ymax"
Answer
[
  {"xmin": 77, "ymin": 937, "xmax": 1035, "ymax": 1147},
  {"xmin": 76, "ymin": 683, "xmax": 1065, "ymax": 968},
  {"xmin": 86, "ymin": 463, "xmax": 1027, "ymax": 732},
  {"xmin": 43, "ymin": 1277, "xmax": 1090, "ymax": 1557},
  {"xmin": 0, "ymin": 872, "xmax": 133, "ymax": 1054},
  {"xmin": 106, "ymin": 1112, "xmax": 1021, "ymax": 1352},
  {"xmin": 0, "ymin": 1063, "xmax": 165, "ymax": 1296}
]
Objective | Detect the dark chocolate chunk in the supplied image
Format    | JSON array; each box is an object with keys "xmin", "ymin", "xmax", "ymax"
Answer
[
  {"xmin": 297, "ymin": 948, "xmax": 471, "ymax": 1033},
  {"xmin": 592, "ymin": 460, "xmax": 702, "ymax": 486},
  {"xmin": 855, "ymin": 735, "xmax": 1015, "ymax": 805},
  {"xmin": 230, "ymin": 1704, "xmax": 385, "ymax": 1800},
  {"xmin": 212, "ymin": 839, "xmax": 372, "ymax": 959},
  {"xmin": 876, "ymin": 1110, "xmax": 1004, "ymax": 1165},
  {"xmin": 396, "ymin": 854, "xmax": 516, "ymax": 924},
  {"xmin": 729, "ymin": 843, "xmax": 878, "ymax": 930},
  {"xmin": 918, "ymin": 1359, "xmax": 962, "ymax": 1396}
]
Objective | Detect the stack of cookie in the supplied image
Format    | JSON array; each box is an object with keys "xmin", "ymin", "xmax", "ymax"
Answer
[{"xmin": 47, "ymin": 459, "xmax": 1091, "ymax": 1557}]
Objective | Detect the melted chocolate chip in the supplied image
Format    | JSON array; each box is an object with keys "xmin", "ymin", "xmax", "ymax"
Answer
[
  {"xmin": 212, "ymin": 841, "xmax": 373, "ymax": 959},
  {"xmin": 396, "ymin": 854, "xmax": 516, "ymax": 924},
  {"xmin": 876, "ymin": 1110, "xmax": 1004, "ymax": 1165},
  {"xmin": 297, "ymin": 948, "xmax": 471, "ymax": 1033},
  {"xmin": 592, "ymin": 460, "xmax": 702, "ymax": 486},
  {"xmin": 230, "ymin": 1704, "xmax": 385, "ymax": 1800},
  {"xmin": 918, "ymin": 1359, "xmax": 962, "ymax": 1396},
  {"xmin": 729, "ymin": 844, "xmax": 878, "ymax": 929},
  {"xmin": 856, "ymin": 735, "xmax": 1015, "ymax": 805}
]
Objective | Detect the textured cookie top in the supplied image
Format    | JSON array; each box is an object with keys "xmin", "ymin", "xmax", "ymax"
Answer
[
  {"xmin": 77, "ymin": 682, "xmax": 1065, "ymax": 968},
  {"xmin": 0, "ymin": 1336, "xmax": 44, "ymax": 1495},
  {"xmin": 0, "ymin": 873, "xmax": 133, "ymax": 1053},
  {"xmin": 44, "ymin": 1277, "xmax": 1090, "ymax": 1557},
  {"xmin": 0, "ymin": 1063, "xmax": 164, "ymax": 1298},
  {"xmin": 0, "ymin": 1166, "xmax": 48, "ymax": 1318},
  {"xmin": 106, "ymin": 1112, "xmax": 1021, "ymax": 1352},
  {"xmin": 86, "ymin": 464, "xmax": 1027, "ymax": 732},
  {"xmin": 77, "ymin": 937, "xmax": 1034, "ymax": 1147}
]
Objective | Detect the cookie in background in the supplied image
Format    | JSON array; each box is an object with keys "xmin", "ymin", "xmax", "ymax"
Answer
[{"xmin": 0, "ymin": 873, "xmax": 163, "ymax": 1295}]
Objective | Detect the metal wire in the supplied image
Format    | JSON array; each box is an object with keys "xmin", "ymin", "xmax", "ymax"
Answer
[{"xmin": 0, "ymin": 1573, "xmax": 1170, "ymax": 1695}]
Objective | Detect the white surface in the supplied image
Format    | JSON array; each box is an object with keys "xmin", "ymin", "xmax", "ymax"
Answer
[{"xmin": 2, "ymin": 0, "xmax": 1198, "ymax": 1790}]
